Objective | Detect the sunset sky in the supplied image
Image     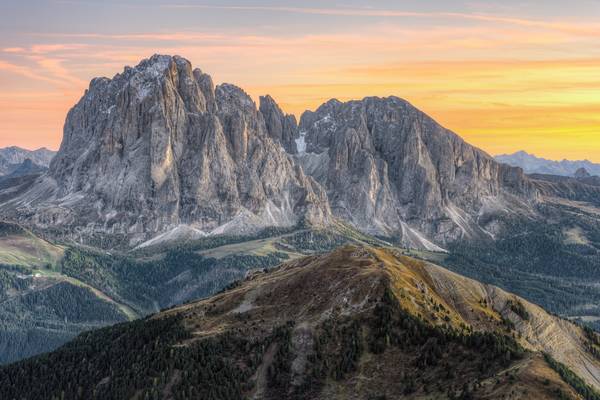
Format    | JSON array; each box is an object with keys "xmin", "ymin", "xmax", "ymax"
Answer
[{"xmin": 1, "ymin": 1, "xmax": 599, "ymax": 161}]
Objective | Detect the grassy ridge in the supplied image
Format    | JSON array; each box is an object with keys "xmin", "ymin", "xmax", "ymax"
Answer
[
  {"xmin": 0, "ymin": 222, "xmax": 64, "ymax": 268},
  {"xmin": 0, "ymin": 282, "xmax": 530, "ymax": 400},
  {"xmin": 544, "ymin": 353, "xmax": 600, "ymax": 400}
]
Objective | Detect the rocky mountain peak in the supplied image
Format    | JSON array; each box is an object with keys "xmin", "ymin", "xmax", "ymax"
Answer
[
  {"xmin": 575, "ymin": 167, "xmax": 592, "ymax": 178},
  {"xmin": 0, "ymin": 147, "xmax": 55, "ymax": 177},
  {"xmin": 294, "ymin": 95, "xmax": 537, "ymax": 248},
  {"xmin": 14, "ymin": 55, "xmax": 332, "ymax": 246},
  {"xmin": 0, "ymin": 146, "xmax": 55, "ymax": 168},
  {"xmin": 215, "ymin": 83, "xmax": 256, "ymax": 114},
  {"xmin": 259, "ymin": 94, "xmax": 298, "ymax": 154}
]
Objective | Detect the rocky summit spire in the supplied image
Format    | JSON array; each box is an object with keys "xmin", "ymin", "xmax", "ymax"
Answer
[
  {"xmin": 294, "ymin": 96, "xmax": 537, "ymax": 248},
  {"xmin": 23, "ymin": 55, "xmax": 331, "ymax": 246},
  {"xmin": 259, "ymin": 95, "xmax": 298, "ymax": 154}
]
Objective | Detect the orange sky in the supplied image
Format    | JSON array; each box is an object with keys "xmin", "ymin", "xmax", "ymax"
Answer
[{"xmin": 1, "ymin": 2, "xmax": 600, "ymax": 161}]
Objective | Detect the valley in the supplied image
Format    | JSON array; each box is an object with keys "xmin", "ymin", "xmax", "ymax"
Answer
[
  {"xmin": 0, "ymin": 221, "xmax": 391, "ymax": 363},
  {"xmin": 3, "ymin": 200, "xmax": 600, "ymax": 368},
  {"xmin": 2, "ymin": 246, "xmax": 599, "ymax": 399}
]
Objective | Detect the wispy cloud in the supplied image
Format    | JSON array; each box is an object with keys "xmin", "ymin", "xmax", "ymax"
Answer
[
  {"xmin": 29, "ymin": 43, "xmax": 90, "ymax": 54},
  {"xmin": 0, "ymin": 60, "xmax": 63, "ymax": 85},
  {"xmin": 29, "ymin": 56, "xmax": 87, "ymax": 86},
  {"xmin": 3, "ymin": 47, "xmax": 27, "ymax": 53},
  {"xmin": 33, "ymin": 32, "xmax": 226, "ymax": 42},
  {"xmin": 160, "ymin": 4, "xmax": 600, "ymax": 37}
]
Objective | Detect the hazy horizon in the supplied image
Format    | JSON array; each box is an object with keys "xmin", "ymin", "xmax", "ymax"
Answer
[{"xmin": 1, "ymin": 1, "xmax": 599, "ymax": 161}]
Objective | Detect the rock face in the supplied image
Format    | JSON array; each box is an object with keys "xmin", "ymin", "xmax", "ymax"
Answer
[
  {"xmin": 0, "ymin": 155, "xmax": 9, "ymax": 176},
  {"xmin": 10, "ymin": 55, "xmax": 331, "ymax": 245},
  {"xmin": 2, "ymin": 55, "xmax": 542, "ymax": 248},
  {"xmin": 259, "ymin": 95, "xmax": 298, "ymax": 154},
  {"xmin": 285, "ymin": 97, "xmax": 537, "ymax": 247}
]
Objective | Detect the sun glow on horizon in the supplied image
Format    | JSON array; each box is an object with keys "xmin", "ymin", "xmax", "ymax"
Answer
[{"xmin": 1, "ymin": 1, "xmax": 599, "ymax": 161}]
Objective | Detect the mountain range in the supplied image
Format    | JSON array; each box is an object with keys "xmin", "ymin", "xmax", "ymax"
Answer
[
  {"xmin": 3, "ymin": 55, "xmax": 598, "ymax": 254},
  {"xmin": 3, "ymin": 55, "xmax": 600, "ymax": 254},
  {"xmin": 0, "ymin": 146, "xmax": 55, "ymax": 178},
  {"xmin": 496, "ymin": 151, "xmax": 600, "ymax": 177},
  {"xmin": 0, "ymin": 55, "xmax": 547, "ymax": 251},
  {"xmin": 1, "ymin": 55, "xmax": 600, "ymax": 398}
]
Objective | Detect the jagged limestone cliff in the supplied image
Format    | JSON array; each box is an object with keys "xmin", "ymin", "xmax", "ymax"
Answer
[{"xmin": 4, "ymin": 55, "xmax": 331, "ymax": 246}]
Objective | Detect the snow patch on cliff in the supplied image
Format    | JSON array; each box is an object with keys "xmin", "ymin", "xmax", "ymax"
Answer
[
  {"xmin": 295, "ymin": 131, "xmax": 307, "ymax": 154},
  {"xmin": 136, "ymin": 225, "xmax": 207, "ymax": 249}
]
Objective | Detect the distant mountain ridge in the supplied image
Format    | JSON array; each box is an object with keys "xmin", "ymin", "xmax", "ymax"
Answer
[
  {"xmin": 496, "ymin": 150, "xmax": 600, "ymax": 177},
  {"xmin": 0, "ymin": 146, "xmax": 55, "ymax": 167},
  {"xmin": 0, "ymin": 146, "xmax": 56, "ymax": 177}
]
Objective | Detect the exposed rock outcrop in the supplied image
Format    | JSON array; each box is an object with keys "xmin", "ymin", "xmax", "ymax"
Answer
[{"xmin": 259, "ymin": 95, "xmax": 298, "ymax": 154}]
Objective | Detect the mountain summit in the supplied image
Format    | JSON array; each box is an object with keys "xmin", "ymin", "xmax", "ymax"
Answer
[
  {"xmin": 575, "ymin": 167, "xmax": 592, "ymax": 179},
  {"xmin": 291, "ymin": 96, "xmax": 536, "ymax": 247},
  {"xmin": 5, "ymin": 55, "xmax": 331, "ymax": 246},
  {"xmin": 0, "ymin": 146, "xmax": 55, "ymax": 177}
]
